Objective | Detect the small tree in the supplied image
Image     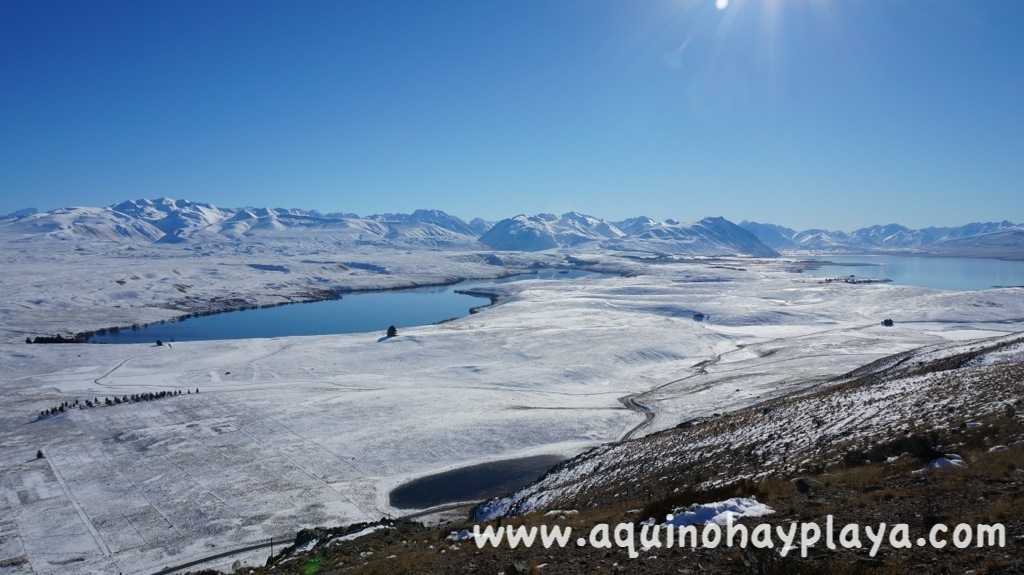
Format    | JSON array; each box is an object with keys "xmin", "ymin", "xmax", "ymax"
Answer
[
  {"xmin": 36, "ymin": 450, "xmax": 44, "ymax": 459},
  {"xmin": 156, "ymin": 339, "xmax": 163, "ymax": 346},
  {"xmin": 25, "ymin": 337, "xmax": 31, "ymax": 344},
  {"xmin": 386, "ymin": 325, "xmax": 398, "ymax": 338}
]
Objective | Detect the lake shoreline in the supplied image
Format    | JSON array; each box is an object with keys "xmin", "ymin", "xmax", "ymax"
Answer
[{"xmin": 59, "ymin": 267, "xmax": 604, "ymax": 344}]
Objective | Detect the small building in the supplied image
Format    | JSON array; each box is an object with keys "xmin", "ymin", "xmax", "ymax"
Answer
[
  {"xmin": 881, "ymin": 319, "xmax": 894, "ymax": 327},
  {"xmin": 693, "ymin": 312, "xmax": 705, "ymax": 322}
]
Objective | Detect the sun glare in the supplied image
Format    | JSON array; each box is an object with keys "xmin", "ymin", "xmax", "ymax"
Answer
[{"xmin": 716, "ymin": 0, "xmax": 729, "ymax": 9}]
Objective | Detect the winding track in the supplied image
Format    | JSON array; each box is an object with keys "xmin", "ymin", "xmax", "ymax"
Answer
[
  {"xmin": 613, "ymin": 318, "xmax": 924, "ymax": 441},
  {"xmin": 616, "ymin": 350, "xmax": 725, "ymax": 442}
]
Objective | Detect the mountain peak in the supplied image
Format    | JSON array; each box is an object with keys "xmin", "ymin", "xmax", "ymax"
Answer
[
  {"xmin": 367, "ymin": 209, "xmax": 475, "ymax": 235},
  {"xmin": 2, "ymin": 207, "xmax": 38, "ymax": 219}
]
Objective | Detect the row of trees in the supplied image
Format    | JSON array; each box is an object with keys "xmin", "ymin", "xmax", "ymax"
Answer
[
  {"xmin": 25, "ymin": 334, "xmax": 87, "ymax": 344},
  {"xmin": 37, "ymin": 389, "xmax": 199, "ymax": 419}
]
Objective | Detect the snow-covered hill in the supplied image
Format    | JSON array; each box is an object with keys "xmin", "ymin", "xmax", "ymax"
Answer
[
  {"xmin": 368, "ymin": 208, "xmax": 477, "ymax": 236},
  {"xmin": 479, "ymin": 212, "xmax": 625, "ymax": 251},
  {"xmin": 482, "ymin": 213, "xmax": 778, "ymax": 257},
  {"xmin": 606, "ymin": 216, "xmax": 779, "ymax": 257},
  {"xmin": 0, "ymin": 206, "xmax": 166, "ymax": 243},
  {"xmin": 111, "ymin": 198, "xmax": 230, "ymax": 243},
  {"xmin": 475, "ymin": 332, "xmax": 1024, "ymax": 520},
  {"xmin": 0, "ymin": 199, "xmax": 483, "ymax": 249}
]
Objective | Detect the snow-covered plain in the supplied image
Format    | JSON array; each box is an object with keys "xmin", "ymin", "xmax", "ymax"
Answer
[{"xmin": 2, "ymin": 239, "xmax": 1024, "ymax": 574}]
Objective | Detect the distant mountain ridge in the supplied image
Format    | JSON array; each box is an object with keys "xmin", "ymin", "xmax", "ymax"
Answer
[
  {"xmin": 739, "ymin": 219, "xmax": 1024, "ymax": 257},
  {"xmin": 0, "ymin": 198, "xmax": 481, "ymax": 249},
  {"xmin": 0, "ymin": 199, "xmax": 781, "ymax": 257},
  {"xmin": 479, "ymin": 212, "xmax": 778, "ymax": 256},
  {"xmin": 2, "ymin": 198, "xmax": 1019, "ymax": 258}
]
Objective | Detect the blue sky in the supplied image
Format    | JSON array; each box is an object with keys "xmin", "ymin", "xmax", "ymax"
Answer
[{"xmin": 1, "ymin": 0, "xmax": 1022, "ymax": 230}]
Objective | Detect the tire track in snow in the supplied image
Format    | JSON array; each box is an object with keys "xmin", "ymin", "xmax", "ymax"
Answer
[
  {"xmin": 616, "ymin": 350, "xmax": 724, "ymax": 442},
  {"xmin": 615, "ymin": 321, "xmax": 883, "ymax": 441},
  {"xmin": 94, "ymin": 357, "xmax": 133, "ymax": 387}
]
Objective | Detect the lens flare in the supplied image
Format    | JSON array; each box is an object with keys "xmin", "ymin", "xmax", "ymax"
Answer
[
  {"xmin": 662, "ymin": 40, "xmax": 690, "ymax": 72},
  {"xmin": 716, "ymin": 0, "xmax": 729, "ymax": 10}
]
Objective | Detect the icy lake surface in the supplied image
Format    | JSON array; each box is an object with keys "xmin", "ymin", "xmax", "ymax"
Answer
[
  {"xmin": 88, "ymin": 269, "xmax": 609, "ymax": 343},
  {"xmin": 804, "ymin": 254, "xmax": 1024, "ymax": 290}
]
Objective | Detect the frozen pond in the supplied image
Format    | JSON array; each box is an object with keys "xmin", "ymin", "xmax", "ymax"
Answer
[
  {"xmin": 803, "ymin": 255, "xmax": 1024, "ymax": 291},
  {"xmin": 88, "ymin": 269, "xmax": 610, "ymax": 343}
]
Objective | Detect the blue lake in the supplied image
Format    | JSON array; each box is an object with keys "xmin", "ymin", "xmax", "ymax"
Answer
[
  {"xmin": 88, "ymin": 269, "xmax": 609, "ymax": 343},
  {"xmin": 390, "ymin": 454, "xmax": 565, "ymax": 509},
  {"xmin": 803, "ymin": 255, "xmax": 1024, "ymax": 291}
]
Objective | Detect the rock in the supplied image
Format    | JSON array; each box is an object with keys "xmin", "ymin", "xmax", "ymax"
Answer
[
  {"xmin": 792, "ymin": 477, "xmax": 823, "ymax": 494},
  {"xmin": 920, "ymin": 456, "xmax": 967, "ymax": 473},
  {"xmin": 294, "ymin": 528, "xmax": 317, "ymax": 547}
]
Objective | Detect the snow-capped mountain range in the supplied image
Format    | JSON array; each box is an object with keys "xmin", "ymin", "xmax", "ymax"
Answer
[
  {"xmin": 739, "ymin": 220, "xmax": 1024, "ymax": 257},
  {"xmin": 0, "ymin": 199, "xmax": 481, "ymax": 249},
  {"xmin": 476, "ymin": 212, "xmax": 778, "ymax": 257},
  {"xmin": 0, "ymin": 199, "xmax": 778, "ymax": 257},
  {"xmin": 2, "ymin": 199, "xmax": 1021, "ymax": 257}
]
